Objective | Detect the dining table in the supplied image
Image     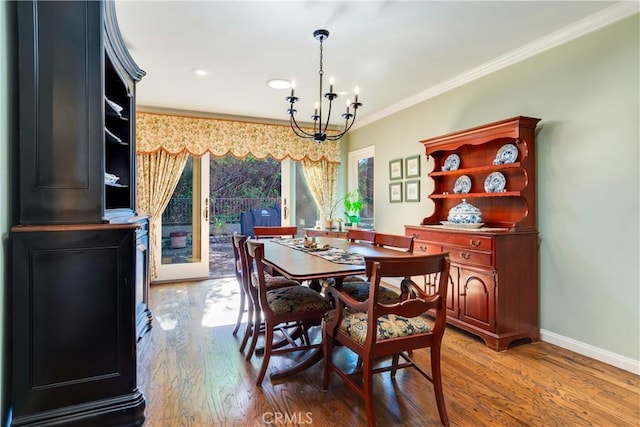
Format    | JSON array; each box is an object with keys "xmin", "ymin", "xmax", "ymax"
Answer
[{"xmin": 259, "ymin": 236, "xmax": 416, "ymax": 381}]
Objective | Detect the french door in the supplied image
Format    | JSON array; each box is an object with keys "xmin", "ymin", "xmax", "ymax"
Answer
[{"xmin": 154, "ymin": 154, "xmax": 210, "ymax": 282}]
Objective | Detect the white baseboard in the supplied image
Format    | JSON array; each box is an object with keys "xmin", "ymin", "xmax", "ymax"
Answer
[
  {"xmin": 385, "ymin": 278, "xmax": 639, "ymax": 375},
  {"xmin": 540, "ymin": 329, "xmax": 639, "ymax": 375}
]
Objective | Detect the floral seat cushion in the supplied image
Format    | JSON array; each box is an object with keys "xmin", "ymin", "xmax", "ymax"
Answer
[
  {"xmin": 325, "ymin": 310, "xmax": 432, "ymax": 345},
  {"xmin": 264, "ymin": 274, "xmax": 300, "ymax": 289},
  {"xmin": 340, "ymin": 281, "xmax": 401, "ymax": 304},
  {"xmin": 266, "ymin": 285, "xmax": 331, "ymax": 314}
]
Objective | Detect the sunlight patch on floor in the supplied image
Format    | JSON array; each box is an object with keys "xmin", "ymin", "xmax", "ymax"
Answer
[{"xmin": 201, "ymin": 277, "xmax": 242, "ymax": 327}]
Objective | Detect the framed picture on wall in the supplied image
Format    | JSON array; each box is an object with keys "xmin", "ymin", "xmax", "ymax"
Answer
[
  {"xmin": 389, "ymin": 158, "xmax": 403, "ymax": 180},
  {"xmin": 405, "ymin": 155, "xmax": 421, "ymax": 178},
  {"xmin": 405, "ymin": 180, "xmax": 420, "ymax": 202},
  {"xmin": 389, "ymin": 182, "xmax": 403, "ymax": 203}
]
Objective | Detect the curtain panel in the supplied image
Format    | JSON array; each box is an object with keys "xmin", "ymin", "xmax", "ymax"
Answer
[
  {"xmin": 301, "ymin": 159, "xmax": 338, "ymax": 222},
  {"xmin": 136, "ymin": 150, "xmax": 190, "ymax": 279},
  {"xmin": 136, "ymin": 112, "xmax": 340, "ymax": 163}
]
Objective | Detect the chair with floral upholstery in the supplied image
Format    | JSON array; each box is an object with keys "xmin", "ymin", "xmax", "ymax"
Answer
[
  {"xmin": 232, "ymin": 234, "xmax": 300, "ymax": 360},
  {"xmin": 245, "ymin": 239, "xmax": 332, "ymax": 385},
  {"xmin": 322, "ymin": 253, "xmax": 451, "ymax": 427},
  {"xmin": 340, "ymin": 232, "xmax": 414, "ymax": 304}
]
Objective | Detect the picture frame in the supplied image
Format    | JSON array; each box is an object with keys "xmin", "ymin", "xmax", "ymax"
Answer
[
  {"xmin": 389, "ymin": 182, "xmax": 403, "ymax": 203},
  {"xmin": 405, "ymin": 155, "xmax": 421, "ymax": 178},
  {"xmin": 389, "ymin": 158, "xmax": 403, "ymax": 180},
  {"xmin": 405, "ymin": 180, "xmax": 420, "ymax": 202}
]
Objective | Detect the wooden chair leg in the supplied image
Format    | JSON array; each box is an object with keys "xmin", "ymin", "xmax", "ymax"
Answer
[
  {"xmin": 391, "ymin": 353, "xmax": 400, "ymax": 378},
  {"xmin": 362, "ymin": 359, "xmax": 376, "ymax": 427},
  {"xmin": 239, "ymin": 301, "xmax": 254, "ymax": 353},
  {"xmin": 431, "ymin": 344, "xmax": 449, "ymax": 426},
  {"xmin": 322, "ymin": 325, "xmax": 334, "ymax": 391},
  {"xmin": 256, "ymin": 323, "xmax": 274, "ymax": 386},
  {"xmin": 232, "ymin": 286, "xmax": 246, "ymax": 335},
  {"xmin": 246, "ymin": 308, "xmax": 262, "ymax": 361}
]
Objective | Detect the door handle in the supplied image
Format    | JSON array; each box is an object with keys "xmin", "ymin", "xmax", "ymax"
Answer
[{"xmin": 203, "ymin": 197, "xmax": 209, "ymax": 222}]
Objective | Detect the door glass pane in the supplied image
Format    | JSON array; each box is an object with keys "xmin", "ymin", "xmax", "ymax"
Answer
[
  {"xmin": 358, "ymin": 156, "xmax": 374, "ymax": 228},
  {"xmin": 161, "ymin": 156, "xmax": 201, "ymax": 265},
  {"xmin": 294, "ymin": 162, "xmax": 318, "ymax": 229}
]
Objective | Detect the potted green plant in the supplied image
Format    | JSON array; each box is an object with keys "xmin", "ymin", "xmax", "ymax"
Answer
[
  {"xmin": 343, "ymin": 189, "xmax": 363, "ymax": 227},
  {"xmin": 212, "ymin": 217, "xmax": 226, "ymax": 236}
]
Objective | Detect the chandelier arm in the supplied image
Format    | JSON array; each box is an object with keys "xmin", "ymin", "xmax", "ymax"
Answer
[
  {"xmin": 321, "ymin": 99, "xmax": 334, "ymax": 135},
  {"xmin": 339, "ymin": 108, "xmax": 359, "ymax": 135},
  {"xmin": 324, "ymin": 108, "xmax": 358, "ymax": 141},
  {"xmin": 290, "ymin": 114, "xmax": 315, "ymax": 138}
]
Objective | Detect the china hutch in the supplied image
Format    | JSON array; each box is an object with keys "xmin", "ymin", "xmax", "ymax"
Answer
[
  {"xmin": 405, "ymin": 116, "xmax": 541, "ymax": 351},
  {"xmin": 11, "ymin": 1, "xmax": 148, "ymax": 425}
]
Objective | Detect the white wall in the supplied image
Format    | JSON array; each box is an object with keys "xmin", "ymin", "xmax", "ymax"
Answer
[{"xmin": 346, "ymin": 15, "xmax": 640, "ymax": 368}]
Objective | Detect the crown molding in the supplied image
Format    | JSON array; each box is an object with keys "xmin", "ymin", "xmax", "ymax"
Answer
[{"xmin": 353, "ymin": 2, "xmax": 639, "ymax": 131}]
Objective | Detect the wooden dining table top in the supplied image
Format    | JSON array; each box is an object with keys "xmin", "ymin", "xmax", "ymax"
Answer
[{"xmin": 261, "ymin": 236, "xmax": 415, "ymax": 282}]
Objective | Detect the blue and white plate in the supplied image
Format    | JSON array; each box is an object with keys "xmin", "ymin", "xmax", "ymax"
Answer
[
  {"xmin": 493, "ymin": 143, "xmax": 518, "ymax": 165},
  {"xmin": 442, "ymin": 154, "xmax": 460, "ymax": 171},
  {"xmin": 453, "ymin": 175, "xmax": 471, "ymax": 194},
  {"xmin": 484, "ymin": 172, "xmax": 506, "ymax": 193}
]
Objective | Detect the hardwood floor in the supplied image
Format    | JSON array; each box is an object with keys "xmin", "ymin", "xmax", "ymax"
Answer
[{"xmin": 138, "ymin": 279, "xmax": 639, "ymax": 426}]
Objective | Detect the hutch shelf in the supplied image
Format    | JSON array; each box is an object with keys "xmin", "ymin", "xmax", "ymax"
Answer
[{"xmin": 405, "ymin": 116, "xmax": 541, "ymax": 351}]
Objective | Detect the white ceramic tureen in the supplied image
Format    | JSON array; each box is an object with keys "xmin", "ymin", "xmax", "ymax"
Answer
[{"xmin": 447, "ymin": 199, "xmax": 482, "ymax": 224}]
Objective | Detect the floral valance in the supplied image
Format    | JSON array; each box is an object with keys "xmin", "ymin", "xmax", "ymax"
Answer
[{"xmin": 136, "ymin": 112, "xmax": 340, "ymax": 163}]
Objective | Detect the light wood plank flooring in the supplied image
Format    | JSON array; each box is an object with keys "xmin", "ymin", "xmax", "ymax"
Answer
[{"xmin": 137, "ymin": 278, "xmax": 639, "ymax": 426}]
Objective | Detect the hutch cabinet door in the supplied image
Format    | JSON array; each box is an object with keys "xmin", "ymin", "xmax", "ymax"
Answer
[{"xmin": 458, "ymin": 266, "xmax": 496, "ymax": 331}]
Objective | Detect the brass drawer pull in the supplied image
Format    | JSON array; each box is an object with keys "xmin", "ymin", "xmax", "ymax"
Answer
[
  {"xmin": 470, "ymin": 240, "xmax": 481, "ymax": 247},
  {"xmin": 460, "ymin": 252, "xmax": 471, "ymax": 260},
  {"xmin": 418, "ymin": 245, "xmax": 428, "ymax": 252}
]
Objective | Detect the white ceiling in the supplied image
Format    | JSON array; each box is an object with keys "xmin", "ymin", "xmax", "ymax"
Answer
[{"xmin": 114, "ymin": 1, "xmax": 629, "ymax": 129}]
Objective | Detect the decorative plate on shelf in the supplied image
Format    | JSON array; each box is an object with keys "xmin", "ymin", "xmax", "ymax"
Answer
[
  {"xmin": 484, "ymin": 172, "xmax": 506, "ymax": 193},
  {"xmin": 493, "ymin": 143, "xmax": 518, "ymax": 165},
  {"xmin": 440, "ymin": 221, "xmax": 485, "ymax": 229},
  {"xmin": 442, "ymin": 154, "xmax": 460, "ymax": 171},
  {"xmin": 453, "ymin": 175, "xmax": 471, "ymax": 194}
]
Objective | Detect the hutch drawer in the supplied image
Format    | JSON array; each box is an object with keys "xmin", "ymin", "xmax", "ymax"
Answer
[
  {"xmin": 445, "ymin": 246, "xmax": 493, "ymax": 268},
  {"xmin": 413, "ymin": 240, "xmax": 442, "ymax": 254}
]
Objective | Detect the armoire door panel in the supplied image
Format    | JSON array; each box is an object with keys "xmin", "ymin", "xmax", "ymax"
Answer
[{"xmin": 18, "ymin": 0, "xmax": 103, "ymax": 224}]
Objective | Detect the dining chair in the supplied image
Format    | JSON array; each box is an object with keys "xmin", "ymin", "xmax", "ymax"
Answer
[
  {"xmin": 231, "ymin": 234, "xmax": 248, "ymax": 337},
  {"xmin": 322, "ymin": 253, "xmax": 451, "ymax": 427},
  {"xmin": 232, "ymin": 234, "xmax": 300, "ymax": 360},
  {"xmin": 340, "ymin": 232, "xmax": 415, "ymax": 304},
  {"xmin": 245, "ymin": 239, "xmax": 331, "ymax": 385},
  {"xmin": 373, "ymin": 232, "xmax": 415, "ymax": 252},
  {"xmin": 253, "ymin": 226, "xmax": 298, "ymax": 239},
  {"xmin": 346, "ymin": 228, "xmax": 376, "ymax": 243}
]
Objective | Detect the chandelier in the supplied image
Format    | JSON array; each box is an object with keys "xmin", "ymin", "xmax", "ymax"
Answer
[{"xmin": 286, "ymin": 29, "xmax": 362, "ymax": 143}]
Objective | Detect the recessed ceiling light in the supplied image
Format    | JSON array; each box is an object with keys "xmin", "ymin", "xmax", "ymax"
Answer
[
  {"xmin": 192, "ymin": 68, "xmax": 209, "ymax": 76},
  {"xmin": 267, "ymin": 79, "xmax": 292, "ymax": 90}
]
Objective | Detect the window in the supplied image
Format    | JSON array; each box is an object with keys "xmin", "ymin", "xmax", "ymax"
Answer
[{"xmin": 348, "ymin": 146, "xmax": 375, "ymax": 229}]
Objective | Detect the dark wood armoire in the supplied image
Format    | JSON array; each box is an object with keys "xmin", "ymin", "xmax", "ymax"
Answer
[{"xmin": 10, "ymin": 1, "xmax": 149, "ymax": 425}]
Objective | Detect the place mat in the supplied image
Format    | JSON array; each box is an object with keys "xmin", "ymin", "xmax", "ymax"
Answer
[{"xmin": 272, "ymin": 238, "xmax": 365, "ymax": 266}]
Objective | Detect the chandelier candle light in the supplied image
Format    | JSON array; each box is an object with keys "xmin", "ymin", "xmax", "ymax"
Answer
[{"xmin": 286, "ymin": 29, "xmax": 362, "ymax": 143}]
